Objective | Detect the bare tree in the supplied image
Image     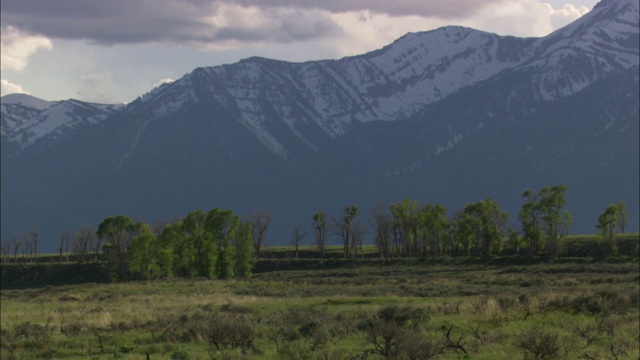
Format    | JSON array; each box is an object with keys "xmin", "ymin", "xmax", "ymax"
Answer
[
  {"xmin": 20, "ymin": 232, "xmax": 31, "ymax": 262},
  {"xmin": 74, "ymin": 225, "xmax": 96, "ymax": 263},
  {"xmin": 312, "ymin": 211, "xmax": 327, "ymax": 257},
  {"xmin": 30, "ymin": 228, "xmax": 40, "ymax": 263},
  {"xmin": 290, "ymin": 226, "xmax": 307, "ymax": 259},
  {"xmin": 93, "ymin": 227, "xmax": 106, "ymax": 260},
  {"xmin": 59, "ymin": 230, "xmax": 72, "ymax": 263},
  {"xmin": 151, "ymin": 220, "xmax": 169, "ymax": 236},
  {"xmin": 369, "ymin": 205, "xmax": 393, "ymax": 259},
  {"xmin": 331, "ymin": 205, "xmax": 364, "ymax": 259},
  {"xmin": 1, "ymin": 240, "xmax": 11, "ymax": 263},
  {"xmin": 249, "ymin": 209, "xmax": 271, "ymax": 257},
  {"xmin": 351, "ymin": 220, "xmax": 367, "ymax": 259},
  {"xmin": 12, "ymin": 235, "xmax": 22, "ymax": 263}
]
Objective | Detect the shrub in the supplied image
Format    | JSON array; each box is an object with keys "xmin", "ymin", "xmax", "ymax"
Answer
[
  {"xmin": 60, "ymin": 321, "xmax": 87, "ymax": 336},
  {"xmin": 396, "ymin": 332, "xmax": 444, "ymax": 359},
  {"xmin": 497, "ymin": 297, "xmax": 515, "ymax": 312},
  {"xmin": 277, "ymin": 340, "xmax": 311, "ymax": 360},
  {"xmin": 170, "ymin": 349, "xmax": 192, "ymax": 360},
  {"xmin": 516, "ymin": 328, "xmax": 561, "ymax": 360},
  {"xmin": 358, "ymin": 305, "xmax": 430, "ymax": 357},
  {"xmin": 569, "ymin": 294, "xmax": 603, "ymax": 315},
  {"xmin": 205, "ymin": 314, "xmax": 256, "ymax": 353}
]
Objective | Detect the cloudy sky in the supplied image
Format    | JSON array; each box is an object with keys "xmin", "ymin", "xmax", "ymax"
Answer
[{"xmin": 1, "ymin": 0, "xmax": 598, "ymax": 103}]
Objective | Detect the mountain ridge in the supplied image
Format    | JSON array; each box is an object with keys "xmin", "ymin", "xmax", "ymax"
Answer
[
  {"xmin": 1, "ymin": 0, "xmax": 638, "ymax": 251},
  {"xmin": 3, "ymin": 0, "xmax": 637, "ymax": 156}
]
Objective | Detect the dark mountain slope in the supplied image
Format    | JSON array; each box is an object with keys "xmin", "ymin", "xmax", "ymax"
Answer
[{"xmin": 314, "ymin": 65, "xmax": 639, "ymax": 232}]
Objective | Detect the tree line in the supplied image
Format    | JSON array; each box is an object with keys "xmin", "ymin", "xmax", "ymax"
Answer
[
  {"xmin": 0, "ymin": 184, "xmax": 634, "ymax": 277},
  {"xmin": 321, "ymin": 184, "xmax": 630, "ymax": 260}
]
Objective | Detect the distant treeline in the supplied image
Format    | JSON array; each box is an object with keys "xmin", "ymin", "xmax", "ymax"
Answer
[{"xmin": 1, "ymin": 184, "xmax": 636, "ymax": 281}]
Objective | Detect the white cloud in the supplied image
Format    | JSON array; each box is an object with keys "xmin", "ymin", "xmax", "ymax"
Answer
[
  {"xmin": 328, "ymin": 11, "xmax": 449, "ymax": 57},
  {"xmin": 325, "ymin": 1, "xmax": 592, "ymax": 58},
  {"xmin": 0, "ymin": 26, "xmax": 53, "ymax": 71},
  {"xmin": 153, "ymin": 78, "xmax": 175, "ymax": 88},
  {"xmin": 76, "ymin": 73, "xmax": 119, "ymax": 103},
  {"xmin": 1, "ymin": 79, "xmax": 28, "ymax": 96},
  {"xmin": 545, "ymin": 3, "xmax": 590, "ymax": 30},
  {"xmin": 464, "ymin": 0, "xmax": 590, "ymax": 37}
]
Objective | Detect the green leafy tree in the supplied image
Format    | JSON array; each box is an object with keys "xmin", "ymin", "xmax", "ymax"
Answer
[
  {"xmin": 390, "ymin": 199, "xmax": 419, "ymax": 256},
  {"xmin": 505, "ymin": 227, "xmax": 523, "ymax": 255},
  {"xmin": 456, "ymin": 199, "xmax": 507, "ymax": 257},
  {"xmin": 128, "ymin": 224, "xmax": 160, "ymax": 280},
  {"xmin": 519, "ymin": 190, "xmax": 542, "ymax": 257},
  {"xmin": 539, "ymin": 185, "xmax": 572, "ymax": 259},
  {"xmin": 597, "ymin": 204, "xmax": 619, "ymax": 256},
  {"xmin": 162, "ymin": 220, "xmax": 195, "ymax": 278},
  {"xmin": 207, "ymin": 208, "xmax": 238, "ymax": 279},
  {"xmin": 184, "ymin": 210, "xmax": 213, "ymax": 277},
  {"xmin": 615, "ymin": 201, "xmax": 629, "ymax": 233},
  {"xmin": 96, "ymin": 215, "xmax": 142, "ymax": 280},
  {"xmin": 128, "ymin": 222, "xmax": 174, "ymax": 280},
  {"xmin": 419, "ymin": 204, "xmax": 448, "ymax": 259},
  {"xmin": 233, "ymin": 222, "xmax": 255, "ymax": 278},
  {"xmin": 450, "ymin": 211, "xmax": 474, "ymax": 257},
  {"xmin": 520, "ymin": 185, "xmax": 572, "ymax": 258}
]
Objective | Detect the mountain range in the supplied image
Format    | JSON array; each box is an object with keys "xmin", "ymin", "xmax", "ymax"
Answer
[{"xmin": 2, "ymin": 0, "xmax": 638, "ymax": 252}]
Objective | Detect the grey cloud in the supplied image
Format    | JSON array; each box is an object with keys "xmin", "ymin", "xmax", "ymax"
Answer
[
  {"xmin": 0, "ymin": 0, "xmax": 344, "ymax": 45},
  {"xmin": 214, "ymin": 7, "xmax": 345, "ymax": 43}
]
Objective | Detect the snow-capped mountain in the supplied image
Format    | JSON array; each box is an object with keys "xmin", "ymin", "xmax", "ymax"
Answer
[
  {"xmin": 1, "ymin": 93, "xmax": 53, "ymax": 136},
  {"xmin": 133, "ymin": 28, "xmax": 534, "ymax": 158},
  {"xmin": 1, "ymin": 97, "xmax": 123, "ymax": 155},
  {"xmin": 1, "ymin": 0, "xmax": 638, "ymax": 251},
  {"xmin": 524, "ymin": 0, "xmax": 639, "ymax": 100},
  {"xmin": 121, "ymin": 0, "xmax": 637, "ymax": 159}
]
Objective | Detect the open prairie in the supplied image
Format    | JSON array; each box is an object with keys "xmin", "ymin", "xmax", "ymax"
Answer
[{"xmin": 1, "ymin": 255, "xmax": 638, "ymax": 359}]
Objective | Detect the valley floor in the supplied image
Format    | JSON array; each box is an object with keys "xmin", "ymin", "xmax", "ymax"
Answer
[{"xmin": 1, "ymin": 259, "xmax": 639, "ymax": 359}]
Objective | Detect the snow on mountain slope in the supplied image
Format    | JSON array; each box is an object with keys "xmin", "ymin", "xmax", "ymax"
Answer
[
  {"xmin": 524, "ymin": 0, "xmax": 639, "ymax": 99},
  {"xmin": 135, "ymin": 27, "xmax": 533, "ymax": 157},
  {"xmin": 362, "ymin": 27, "xmax": 534, "ymax": 116},
  {"xmin": 1, "ymin": 94, "xmax": 53, "ymax": 136},
  {"xmin": 3, "ymin": 99, "xmax": 123, "ymax": 152}
]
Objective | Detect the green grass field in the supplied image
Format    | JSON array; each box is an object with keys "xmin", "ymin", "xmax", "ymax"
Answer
[{"xmin": 1, "ymin": 256, "xmax": 638, "ymax": 359}]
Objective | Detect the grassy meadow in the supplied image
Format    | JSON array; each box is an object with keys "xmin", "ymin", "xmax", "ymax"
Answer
[{"xmin": 1, "ymin": 250, "xmax": 639, "ymax": 359}]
